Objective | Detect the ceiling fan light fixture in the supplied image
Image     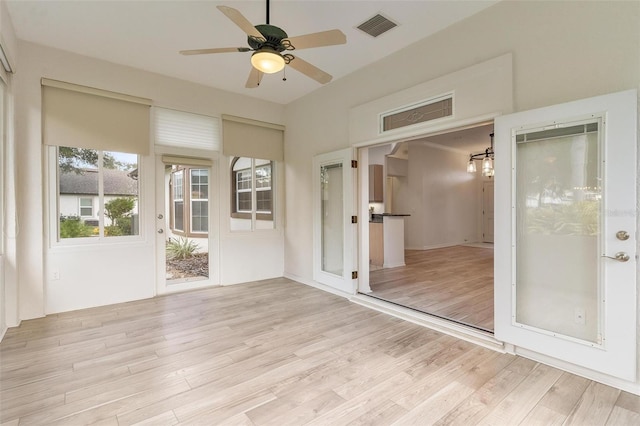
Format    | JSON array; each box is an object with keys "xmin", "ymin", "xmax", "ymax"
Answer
[{"xmin": 251, "ymin": 49, "xmax": 285, "ymax": 74}]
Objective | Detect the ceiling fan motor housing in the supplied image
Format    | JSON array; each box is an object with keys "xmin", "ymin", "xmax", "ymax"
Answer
[{"xmin": 249, "ymin": 24, "xmax": 291, "ymax": 51}]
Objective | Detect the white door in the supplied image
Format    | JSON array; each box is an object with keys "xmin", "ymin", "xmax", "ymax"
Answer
[
  {"xmin": 155, "ymin": 155, "xmax": 218, "ymax": 294},
  {"xmin": 313, "ymin": 148, "xmax": 357, "ymax": 293},
  {"xmin": 494, "ymin": 90, "xmax": 637, "ymax": 381},
  {"xmin": 482, "ymin": 181, "xmax": 494, "ymax": 243}
]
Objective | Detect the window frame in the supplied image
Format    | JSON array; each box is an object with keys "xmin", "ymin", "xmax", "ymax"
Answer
[
  {"xmin": 171, "ymin": 169, "xmax": 185, "ymax": 233},
  {"xmin": 230, "ymin": 157, "xmax": 274, "ymax": 223},
  {"xmin": 169, "ymin": 166, "xmax": 210, "ymax": 237},
  {"xmin": 189, "ymin": 168, "xmax": 209, "ymax": 234},
  {"xmin": 79, "ymin": 197, "xmax": 94, "ymax": 217},
  {"xmin": 51, "ymin": 147, "xmax": 142, "ymax": 244}
]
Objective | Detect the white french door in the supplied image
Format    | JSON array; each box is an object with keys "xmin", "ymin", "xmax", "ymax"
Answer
[
  {"xmin": 494, "ymin": 90, "xmax": 637, "ymax": 381},
  {"xmin": 312, "ymin": 148, "xmax": 357, "ymax": 293}
]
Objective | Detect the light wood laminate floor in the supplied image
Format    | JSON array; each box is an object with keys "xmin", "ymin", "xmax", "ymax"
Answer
[
  {"xmin": 2, "ymin": 278, "xmax": 638, "ymax": 425},
  {"xmin": 369, "ymin": 246, "xmax": 494, "ymax": 332}
]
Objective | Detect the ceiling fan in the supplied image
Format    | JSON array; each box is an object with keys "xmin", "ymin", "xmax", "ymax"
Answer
[{"xmin": 179, "ymin": 0, "xmax": 346, "ymax": 88}]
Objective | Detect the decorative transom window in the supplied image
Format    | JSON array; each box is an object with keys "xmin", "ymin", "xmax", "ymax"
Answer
[
  {"xmin": 380, "ymin": 94, "xmax": 453, "ymax": 133},
  {"xmin": 170, "ymin": 166, "xmax": 209, "ymax": 236}
]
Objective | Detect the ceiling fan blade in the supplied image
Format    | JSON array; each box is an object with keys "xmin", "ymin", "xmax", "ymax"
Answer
[
  {"xmin": 217, "ymin": 6, "xmax": 263, "ymax": 39},
  {"xmin": 180, "ymin": 47, "xmax": 251, "ymax": 55},
  {"xmin": 245, "ymin": 67, "xmax": 263, "ymax": 89},
  {"xmin": 287, "ymin": 56, "xmax": 333, "ymax": 85},
  {"xmin": 285, "ymin": 29, "xmax": 346, "ymax": 50}
]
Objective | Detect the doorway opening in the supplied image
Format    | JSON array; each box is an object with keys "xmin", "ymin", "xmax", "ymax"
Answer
[
  {"xmin": 161, "ymin": 162, "xmax": 210, "ymax": 286},
  {"xmin": 361, "ymin": 123, "xmax": 495, "ymax": 333}
]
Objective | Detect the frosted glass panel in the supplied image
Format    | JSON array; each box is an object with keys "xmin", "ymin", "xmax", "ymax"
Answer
[
  {"xmin": 515, "ymin": 123, "xmax": 600, "ymax": 343},
  {"xmin": 321, "ymin": 164, "xmax": 344, "ymax": 276}
]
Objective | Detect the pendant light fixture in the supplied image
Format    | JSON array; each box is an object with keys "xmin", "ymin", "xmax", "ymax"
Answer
[{"xmin": 467, "ymin": 132, "xmax": 495, "ymax": 177}]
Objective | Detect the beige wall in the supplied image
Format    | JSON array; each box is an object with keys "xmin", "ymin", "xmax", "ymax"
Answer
[
  {"xmin": 399, "ymin": 143, "xmax": 479, "ymax": 250},
  {"xmin": 282, "ymin": 0, "xmax": 640, "ymax": 288},
  {"xmin": 283, "ymin": 0, "xmax": 640, "ymax": 390},
  {"xmin": 0, "ymin": 0, "xmax": 17, "ymax": 331},
  {"xmin": 14, "ymin": 41, "xmax": 286, "ymax": 319}
]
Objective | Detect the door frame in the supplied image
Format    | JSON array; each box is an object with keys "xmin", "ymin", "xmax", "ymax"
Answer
[
  {"xmin": 355, "ymin": 116, "xmax": 500, "ymax": 297},
  {"xmin": 155, "ymin": 152, "xmax": 220, "ymax": 295}
]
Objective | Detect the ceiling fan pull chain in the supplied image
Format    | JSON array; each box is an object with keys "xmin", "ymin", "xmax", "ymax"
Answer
[{"xmin": 282, "ymin": 66, "xmax": 287, "ymax": 82}]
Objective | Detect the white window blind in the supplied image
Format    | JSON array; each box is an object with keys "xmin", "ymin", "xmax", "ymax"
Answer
[
  {"xmin": 41, "ymin": 78, "xmax": 151, "ymax": 155},
  {"xmin": 222, "ymin": 115, "xmax": 284, "ymax": 161},
  {"xmin": 155, "ymin": 107, "xmax": 220, "ymax": 151}
]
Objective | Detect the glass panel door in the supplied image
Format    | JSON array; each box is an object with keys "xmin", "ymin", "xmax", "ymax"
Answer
[
  {"xmin": 313, "ymin": 148, "xmax": 356, "ymax": 293},
  {"xmin": 494, "ymin": 89, "xmax": 637, "ymax": 381}
]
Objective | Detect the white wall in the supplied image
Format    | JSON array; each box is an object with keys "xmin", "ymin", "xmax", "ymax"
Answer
[
  {"xmin": 284, "ymin": 0, "xmax": 639, "ymax": 303},
  {"xmin": 398, "ymin": 143, "xmax": 478, "ymax": 250},
  {"xmin": 283, "ymin": 0, "xmax": 639, "ymax": 385},
  {"xmin": 14, "ymin": 41, "xmax": 286, "ymax": 318},
  {"xmin": 0, "ymin": 0, "xmax": 17, "ymax": 332}
]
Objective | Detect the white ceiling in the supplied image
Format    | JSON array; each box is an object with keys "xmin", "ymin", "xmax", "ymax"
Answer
[
  {"xmin": 6, "ymin": 1, "xmax": 497, "ymax": 105},
  {"xmin": 384, "ymin": 123, "xmax": 494, "ymax": 160},
  {"xmin": 419, "ymin": 123, "xmax": 494, "ymax": 153}
]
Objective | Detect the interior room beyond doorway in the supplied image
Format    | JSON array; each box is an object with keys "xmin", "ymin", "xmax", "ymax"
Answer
[{"xmin": 365, "ymin": 123, "xmax": 495, "ymax": 332}]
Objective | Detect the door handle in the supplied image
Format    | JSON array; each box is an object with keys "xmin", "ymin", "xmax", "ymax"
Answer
[
  {"xmin": 602, "ymin": 252, "xmax": 630, "ymax": 262},
  {"xmin": 158, "ymin": 229, "xmax": 164, "ymax": 234}
]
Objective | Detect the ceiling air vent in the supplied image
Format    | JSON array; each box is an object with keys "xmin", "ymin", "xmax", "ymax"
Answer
[{"xmin": 357, "ymin": 13, "xmax": 398, "ymax": 38}]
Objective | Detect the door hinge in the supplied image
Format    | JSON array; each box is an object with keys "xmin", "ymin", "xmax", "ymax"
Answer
[
  {"xmin": 351, "ymin": 215, "xmax": 358, "ymax": 224},
  {"xmin": 351, "ymin": 160, "xmax": 358, "ymax": 168},
  {"xmin": 352, "ymin": 271, "xmax": 358, "ymax": 279}
]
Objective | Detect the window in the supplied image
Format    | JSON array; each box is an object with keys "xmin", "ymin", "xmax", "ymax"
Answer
[
  {"xmin": 190, "ymin": 169, "xmax": 209, "ymax": 233},
  {"xmin": 57, "ymin": 147, "xmax": 140, "ymax": 239},
  {"xmin": 79, "ymin": 198, "xmax": 93, "ymax": 217},
  {"xmin": 231, "ymin": 157, "xmax": 274, "ymax": 231},
  {"xmin": 169, "ymin": 166, "xmax": 209, "ymax": 236}
]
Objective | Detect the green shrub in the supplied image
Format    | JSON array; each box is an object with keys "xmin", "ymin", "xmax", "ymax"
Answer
[
  {"xmin": 166, "ymin": 237, "xmax": 200, "ymax": 260},
  {"xmin": 105, "ymin": 225, "xmax": 123, "ymax": 237},
  {"xmin": 59, "ymin": 216, "xmax": 93, "ymax": 238},
  {"xmin": 115, "ymin": 216, "xmax": 132, "ymax": 235}
]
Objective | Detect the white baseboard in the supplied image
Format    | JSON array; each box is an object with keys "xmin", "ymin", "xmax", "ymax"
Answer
[
  {"xmin": 383, "ymin": 261, "xmax": 405, "ymax": 268},
  {"xmin": 513, "ymin": 346, "xmax": 640, "ymax": 396},
  {"xmin": 405, "ymin": 241, "xmax": 468, "ymax": 251},
  {"xmin": 283, "ymin": 272, "xmax": 353, "ymax": 299}
]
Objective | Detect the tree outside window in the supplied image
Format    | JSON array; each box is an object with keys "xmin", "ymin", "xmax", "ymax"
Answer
[{"xmin": 58, "ymin": 147, "xmax": 139, "ymax": 239}]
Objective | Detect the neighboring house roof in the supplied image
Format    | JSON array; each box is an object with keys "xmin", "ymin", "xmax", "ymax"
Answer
[{"xmin": 59, "ymin": 168, "xmax": 138, "ymax": 196}]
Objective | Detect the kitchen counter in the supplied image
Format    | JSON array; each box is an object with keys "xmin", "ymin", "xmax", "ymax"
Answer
[
  {"xmin": 370, "ymin": 213, "xmax": 410, "ymax": 223},
  {"xmin": 369, "ymin": 213, "xmax": 410, "ymax": 268}
]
